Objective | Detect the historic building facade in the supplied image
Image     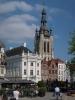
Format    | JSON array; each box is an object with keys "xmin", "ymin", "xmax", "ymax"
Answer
[
  {"xmin": 0, "ymin": 42, "xmax": 6, "ymax": 78},
  {"xmin": 6, "ymin": 44, "xmax": 41, "ymax": 83},
  {"xmin": 41, "ymin": 59, "xmax": 58, "ymax": 81},
  {"xmin": 57, "ymin": 59, "xmax": 67, "ymax": 81},
  {"xmin": 48, "ymin": 59, "xmax": 58, "ymax": 81},
  {"xmin": 41, "ymin": 60, "xmax": 49, "ymax": 81},
  {"xmin": 41, "ymin": 58, "xmax": 70, "ymax": 82},
  {"xmin": 34, "ymin": 8, "xmax": 54, "ymax": 61}
]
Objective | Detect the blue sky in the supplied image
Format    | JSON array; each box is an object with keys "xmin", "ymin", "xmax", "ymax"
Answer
[{"xmin": 0, "ymin": 0, "xmax": 75, "ymax": 61}]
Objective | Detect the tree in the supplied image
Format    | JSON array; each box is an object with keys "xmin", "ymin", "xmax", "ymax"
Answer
[
  {"xmin": 68, "ymin": 31, "xmax": 75, "ymax": 82},
  {"xmin": 68, "ymin": 31, "xmax": 75, "ymax": 63}
]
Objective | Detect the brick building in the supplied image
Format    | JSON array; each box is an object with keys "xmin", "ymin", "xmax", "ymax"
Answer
[
  {"xmin": 41, "ymin": 58, "xmax": 69, "ymax": 82},
  {"xmin": 41, "ymin": 59, "xmax": 58, "ymax": 81}
]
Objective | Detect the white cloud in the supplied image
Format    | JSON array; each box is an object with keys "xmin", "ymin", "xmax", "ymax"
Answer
[
  {"xmin": 5, "ymin": 14, "xmax": 37, "ymax": 23},
  {"xmin": 0, "ymin": 1, "xmax": 33, "ymax": 14},
  {"xmin": 0, "ymin": 14, "xmax": 37, "ymax": 44}
]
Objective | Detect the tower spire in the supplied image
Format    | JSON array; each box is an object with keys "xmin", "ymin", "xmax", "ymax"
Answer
[
  {"xmin": 40, "ymin": 7, "xmax": 49, "ymax": 36},
  {"xmin": 41, "ymin": 8, "xmax": 47, "ymax": 27},
  {"xmin": 39, "ymin": 0, "xmax": 49, "ymax": 33}
]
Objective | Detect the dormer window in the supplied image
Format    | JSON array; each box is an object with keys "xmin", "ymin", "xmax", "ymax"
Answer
[
  {"xmin": 31, "ymin": 62, "xmax": 33, "ymax": 66},
  {"xmin": 24, "ymin": 62, "xmax": 26, "ymax": 66}
]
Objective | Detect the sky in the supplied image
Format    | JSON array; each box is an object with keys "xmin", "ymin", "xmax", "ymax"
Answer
[{"xmin": 0, "ymin": 0, "xmax": 75, "ymax": 61}]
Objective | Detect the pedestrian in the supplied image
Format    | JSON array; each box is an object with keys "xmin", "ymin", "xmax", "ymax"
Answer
[
  {"xmin": 11, "ymin": 87, "xmax": 20, "ymax": 100},
  {"xmin": 53, "ymin": 86, "xmax": 61, "ymax": 100},
  {"xmin": 2, "ymin": 92, "xmax": 8, "ymax": 100},
  {"xmin": 54, "ymin": 86, "xmax": 60, "ymax": 96}
]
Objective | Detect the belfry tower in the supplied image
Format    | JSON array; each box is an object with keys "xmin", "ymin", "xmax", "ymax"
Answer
[{"xmin": 34, "ymin": 8, "xmax": 54, "ymax": 61}]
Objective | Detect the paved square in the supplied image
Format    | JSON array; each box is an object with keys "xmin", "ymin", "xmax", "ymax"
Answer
[{"xmin": 18, "ymin": 92, "xmax": 75, "ymax": 100}]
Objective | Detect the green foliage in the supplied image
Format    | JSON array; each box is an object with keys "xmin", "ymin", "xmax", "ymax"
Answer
[
  {"xmin": 68, "ymin": 31, "xmax": 75, "ymax": 55},
  {"xmin": 0, "ymin": 89, "xmax": 6, "ymax": 95},
  {"xmin": 68, "ymin": 31, "xmax": 75, "ymax": 71},
  {"xmin": 38, "ymin": 87, "xmax": 47, "ymax": 97},
  {"xmin": 38, "ymin": 87, "xmax": 47, "ymax": 93},
  {"xmin": 37, "ymin": 81, "xmax": 47, "ymax": 96},
  {"xmin": 67, "ymin": 31, "xmax": 75, "ymax": 79},
  {"xmin": 37, "ymin": 80, "xmax": 46, "ymax": 87}
]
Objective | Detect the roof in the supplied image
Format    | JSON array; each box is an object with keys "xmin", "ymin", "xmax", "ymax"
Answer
[
  {"xmin": 42, "ymin": 58, "xmax": 64, "ymax": 66},
  {"xmin": 0, "ymin": 79, "xmax": 35, "ymax": 84},
  {"xmin": 50, "ymin": 58, "xmax": 64, "ymax": 63},
  {"xmin": 6, "ymin": 46, "xmax": 32, "ymax": 57}
]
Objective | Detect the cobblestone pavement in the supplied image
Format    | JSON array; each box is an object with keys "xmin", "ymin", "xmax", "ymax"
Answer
[
  {"xmin": 18, "ymin": 92, "xmax": 75, "ymax": 100},
  {"xmin": 0, "ymin": 92, "xmax": 75, "ymax": 100},
  {"xmin": 1, "ymin": 92, "xmax": 75, "ymax": 100}
]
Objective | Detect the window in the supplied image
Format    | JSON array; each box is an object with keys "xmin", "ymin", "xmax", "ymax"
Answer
[
  {"xmin": 1, "ymin": 55, "xmax": 2, "ymax": 58},
  {"xmin": 52, "ymin": 65, "xmax": 54, "ymax": 68},
  {"xmin": 30, "ymin": 70, "xmax": 33, "ymax": 75},
  {"xmin": 59, "ymin": 65, "xmax": 61, "ymax": 69},
  {"xmin": 1, "ymin": 68, "xmax": 4, "ymax": 74},
  {"xmin": 59, "ymin": 76, "xmax": 60, "ymax": 81},
  {"xmin": 31, "ymin": 62, "xmax": 33, "ymax": 66},
  {"xmin": 47, "ymin": 42, "xmax": 49, "ymax": 52},
  {"xmin": 17, "ymin": 71, "xmax": 19, "ymax": 76},
  {"xmin": 61, "ymin": 71, "xmax": 63, "ymax": 75},
  {"xmin": 49, "ymin": 70, "xmax": 51, "ymax": 74},
  {"xmin": 37, "ymin": 63, "xmax": 39, "ymax": 66},
  {"xmin": 24, "ymin": 62, "xmax": 26, "ymax": 66},
  {"xmin": 24, "ymin": 69, "xmax": 26, "ymax": 75},
  {"xmin": 52, "ymin": 70, "xmax": 54, "ymax": 74},
  {"xmin": 59, "ymin": 71, "xmax": 60, "ymax": 75},
  {"xmin": 55, "ymin": 70, "xmax": 57, "ymax": 74},
  {"xmin": 37, "ymin": 70, "xmax": 39, "ymax": 75},
  {"xmin": 44, "ymin": 41, "xmax": 46, "ymax": 52}
]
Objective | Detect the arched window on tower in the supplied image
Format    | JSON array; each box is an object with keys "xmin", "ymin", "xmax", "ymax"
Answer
[
  {"xmin": 44, "ymin": 41, "xmax": 46, "ymax": 52},
  {"xmin": 47, "ymin": 42, "xmax": 49, "ymax": 53}
]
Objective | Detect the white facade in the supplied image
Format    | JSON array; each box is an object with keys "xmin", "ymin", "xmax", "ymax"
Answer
[
  {"xmin": 58, "ymin": 62, "xmax": 70, "ymax": 82},
  {"xmin": 0, "ymin": 47, "xmax": 6, "ymax": 78},
  {"xmin": 6, "ymin": 51, "xmax": 41, "ymax": 83}
]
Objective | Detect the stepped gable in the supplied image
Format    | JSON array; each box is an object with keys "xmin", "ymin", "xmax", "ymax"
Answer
[{"xmin": 6, "ymin": 46, "xmax": 32, "ymax": 57}]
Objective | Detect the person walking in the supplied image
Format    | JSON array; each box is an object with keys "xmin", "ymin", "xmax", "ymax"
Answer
[
  {"xmin": 54, "ymin": 86, "xmax": 60, "ymax": 100},
  {"xmin": 12, "ymin": 87, "xmax": 20, "ymax": 100}
]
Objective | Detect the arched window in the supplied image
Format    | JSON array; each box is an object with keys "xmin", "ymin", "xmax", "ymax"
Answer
[
  {"xmin": 44, "ymin": 41, "xmax": 46, "ymax": 52},
  {"xmin": 47, "ymin": 42, "xmax": 49, "ymax": 52}
]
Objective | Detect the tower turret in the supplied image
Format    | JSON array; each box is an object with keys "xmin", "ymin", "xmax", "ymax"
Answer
[
  {"xmin": 34, "ymin": 28, "xmax": 39, "ymax": 53},
  {"xmin": 40, "ymin": 8, "xmax": 49, "ymax": 37},
  {"xmin": 41, "ymin": 8, "xmax": 47, "ymax": 26}
]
